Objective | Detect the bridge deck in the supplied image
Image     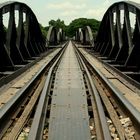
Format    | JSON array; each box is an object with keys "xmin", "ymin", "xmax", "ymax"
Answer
[{"xmin": 48, "ymin": 41, "xmax": 91, "ymax": 140}]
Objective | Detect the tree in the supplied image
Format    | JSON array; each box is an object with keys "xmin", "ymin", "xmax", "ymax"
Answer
[
  {"xmin": 66, "ymin": 18, "xmax": 100, "ymax": 37},
  {"xmin": 40, "ymin": 18, "xmax": 100, "ymax": 38},
  {"xmin": 49, "ymin": 19, "xmax": 66, "ymax": 30},
  {"xmin": 39, "ymin": 24, "xmax": 48, "ymax": 38}
]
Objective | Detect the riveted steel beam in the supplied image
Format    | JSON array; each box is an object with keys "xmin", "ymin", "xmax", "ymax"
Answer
[
  {"xmin": 47, "ymin": 26, "xmax": 66, "ymax": 46},
  {"xmin": 0, "ymin": 1, "xmax": 46, "ymax": 71},
  {"xmin": 94, "ymin": 1, "xmax": 140, "ymax": 73},
  {"xmin": 75, "ymin": 26, "xmax": 94, "ymax": 46}
]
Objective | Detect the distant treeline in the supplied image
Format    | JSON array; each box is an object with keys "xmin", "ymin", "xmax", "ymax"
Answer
[{"xmin": 40, "ymin": 18, "xmax": 100, "ymax": 38}]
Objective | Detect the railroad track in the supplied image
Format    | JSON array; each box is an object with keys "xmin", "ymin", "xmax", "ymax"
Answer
[
  {"xmin": 0, "ymin": 42, "xmax": 68, "ymax": 140},
  {"xmin": 0, "ymin": 40, "xmax": 140, "ymax": 140},
  {"xmin": 74, "ymin": 41, "xmax": 140, "ymax": 140},
  {"xmin": 0, "ymin": 49, "xmax": 56, "ymax": 88}
]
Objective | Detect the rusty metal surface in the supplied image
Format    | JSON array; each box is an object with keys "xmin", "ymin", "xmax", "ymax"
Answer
[
  {"xmin": 74, "ymin": 44, "xmax": 112, "ymax": 140},
  {"xmin": 48, "ymin": 41, "xmax": 91, "ymax": 140},
  {"xmin": 79, "ymin": 48, "xmax": 140, "ymax": 112},
  {"xmin": 0, "ymin": 49, "xmax": 61, "ymax": 109},
  {"xmin": 74, "ymin": 1, "xmax": 140, "ymax": 83},
  {"xmin": 78, "ymin": 46, "xmax": 140, "ymax": 133},
  {"xmin": 0, "ymin": 1, "xmax": 46, "ymax": 71},
  {"xmin": 0, "ymin": 47, "xmax": 64, "ymax": 139}
]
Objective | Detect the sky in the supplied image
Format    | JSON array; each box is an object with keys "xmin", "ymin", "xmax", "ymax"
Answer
[{"xmin": 0, "ymin": 0, "xmax": 140, "ymax": 26}]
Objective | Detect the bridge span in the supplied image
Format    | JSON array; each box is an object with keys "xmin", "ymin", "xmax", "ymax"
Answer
[{"xmin": 0, "ymin": 1, "xmax": 140, "ymax": 140}]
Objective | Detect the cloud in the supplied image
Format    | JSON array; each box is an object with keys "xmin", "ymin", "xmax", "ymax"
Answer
[
  {"xmin": 84, "ymin": 9, "xmax": 105, "ymax": 21},
  {"xmin": 127, "ymin": 0, "xmax": 140, "ymax": 3},
  {"xmin": 47, "ymin": 1, "xmax": 86, "ymax": 10},
  {"xmin": 45, "ymin": 1, "xmax": 87, "ymax": 24},
  {"xmin": 83, "ymin": 0, "xmax": 112, "ymax": 21},
  {"xmin": 0, "ymin": 0, "xmax": 28, "ymax": 3},
  {"xmin": 44, "ymin": 0, "xmax": 140, "ymax": 29},
  {"xmin": 60, "ymin": 10, "xmax": 78, "ymax": 16},
  {"xmin": 1, "ymin": 0, "xmax": 140, "ymax": 26},
  {"xmin": 104, "ymin": 0, "xmax": 110, "ymax": 5}
]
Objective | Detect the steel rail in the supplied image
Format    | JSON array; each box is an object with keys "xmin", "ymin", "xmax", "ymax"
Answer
[
  {"xmin": 73, "ymin": 42, "xmax": 112, "ymax": 140},
  {"xmin": 28, "ymin": 41, "xmax": 68, "ymax": 140},
  {"xmin": 0, "ymin": 49, "xmax": 55, "ymax": 88},
  {"xmin": 0, "ymin": 42, "xmax": 67, "ymax": 139},
  {"xmin": 76, "ymin": 43, "xmax": 140, "ymax": 131},
  {"xmin": 86, "ymin": 49, "xmax": 140, "ymax": 90}
]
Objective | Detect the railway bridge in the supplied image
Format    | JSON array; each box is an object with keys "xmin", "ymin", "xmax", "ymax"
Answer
[{"xmin": 0, "ymin": 1, "xmax": 140, "ymax": 140}]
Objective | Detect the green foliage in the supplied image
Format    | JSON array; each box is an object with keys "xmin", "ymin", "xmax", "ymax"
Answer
[
  {"xmin": 39, "ymin": 24, "xmax": 48, "ymax": 38},
  {"xmin": 39, "ymin": 18, "xmax": 100, "ymax": 38},
  {"xmin": 66, "ymin": 18, "xmax": 100, "ymax": 37},
  {"xmin": 3, "ymin": 26, "xmax": 7, "ymax": 32},
  {"xmin": 49, "ymin": 19, "xmax": 66, "ymax": 30}
]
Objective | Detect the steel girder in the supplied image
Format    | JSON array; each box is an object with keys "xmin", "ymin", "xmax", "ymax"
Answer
[
  {"xmin": 75, "ymin": 28, "xmax": 83, "ymax": 43},
  {"xmin": 47, "ymin": 26, "xmax": 65, "ymax": 46},
  {"xmin": 94, "ymin": 1, "xmax": 140, "ymax": 71},
  {"xmin": 75, "ymin": 26, "xmax": 94, "ymax": 46},
  {"xmin": 0, "ymin": 1, "xmax": 46, "ymax": 71}
]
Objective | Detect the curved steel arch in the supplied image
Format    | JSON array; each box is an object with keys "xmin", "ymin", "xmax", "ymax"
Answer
[
  {"xmin": 75, "ymin": 28, "xmax": 83, "ymax": 42},
  {"xmin": 47, "ymin": 26, "xmax": 58, "ymax": 45},
  {"xmin": 75, "ymin": 26, "xmax": 94, "ymax": 46},
  {"xmin": 83, "ymin": 26, "xmax": 94, "ymax": 45},
  {"xmin": 57, "ymin": 28, "xmax": 66, "ymax": 43},
  {"xmin": 0, "ymin": 1, "xmax": 46, "ymax": 71},
  {"xmin": 47, "ymin": 26, "xmax": 65, "ymax": 46},
  {"xmin": 94, "ymin": 1, "xmax": 140, "ymax": 71},
  {"xmin": 57, "ymin": 28, "xmax": 62, "ymax": 43}
]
